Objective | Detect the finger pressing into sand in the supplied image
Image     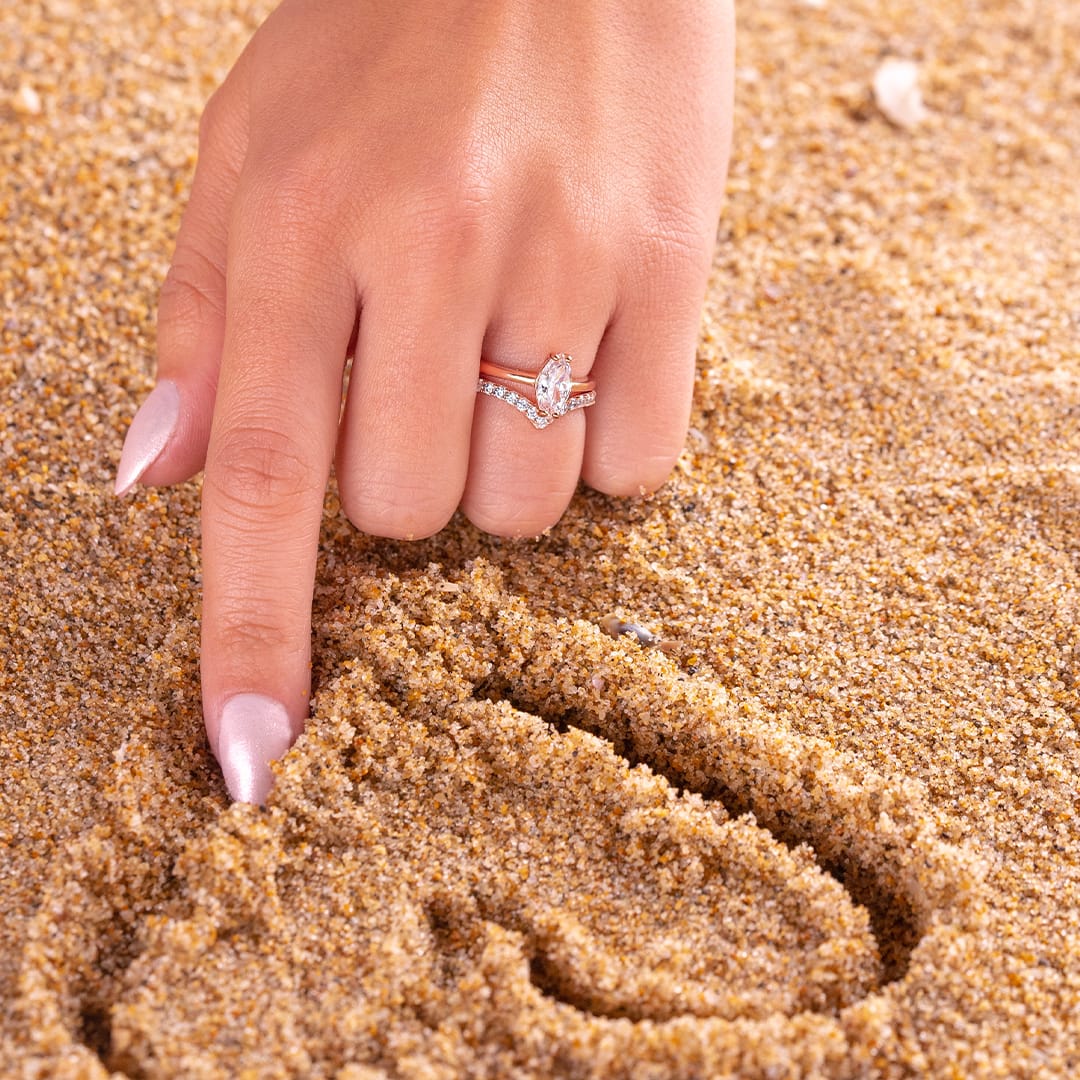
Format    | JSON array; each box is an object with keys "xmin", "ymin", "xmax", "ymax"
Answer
[{"xmin": 200, "ymin": 182, "xmax": 356, "ymax": 804}]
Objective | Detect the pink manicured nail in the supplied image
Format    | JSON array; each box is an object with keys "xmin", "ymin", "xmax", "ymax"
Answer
[
  {"xmin": 215, "ymin": 693, "xmax": 297, "ymax": 804},
  {"xmin": 114, "ymin": 380, "xmax": 180, "ymax": 496}
]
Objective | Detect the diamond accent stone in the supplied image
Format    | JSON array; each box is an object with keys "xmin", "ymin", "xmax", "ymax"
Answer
[
  {"xmin": 476, "ymin": 377, "xmax": 593, "ymax": 430},
  {"xmin": 535, "ymin": 354, "xmax": 573, "ymax": 417}
]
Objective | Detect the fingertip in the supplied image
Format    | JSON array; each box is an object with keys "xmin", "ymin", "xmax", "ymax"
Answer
[
  {"xmin": 213, "ymin": 692, "xmax": 302, "ymax": 804},
  {"xmin": 339, "ymin": 475, "xmax": 462, "ymax": 540},
  {"xmin": 581, "ymin": 444, "xmax": 680, "ymax": 499},
  {"xmin": 461, "ymin": 507, "xmax": 564, "ymax": 540}
]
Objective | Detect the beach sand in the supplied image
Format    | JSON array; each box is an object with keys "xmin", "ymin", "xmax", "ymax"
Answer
[{"xmin": 2, "ymin": 0, "xmax": 1078, "ymax": 1076}]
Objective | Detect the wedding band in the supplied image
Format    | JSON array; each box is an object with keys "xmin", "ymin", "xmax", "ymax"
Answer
[{"xmin": 477, "ymin": 353, "xmax": 597, "ymax": 430}]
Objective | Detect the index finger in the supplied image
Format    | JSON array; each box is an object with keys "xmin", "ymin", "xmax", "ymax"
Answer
[{"xmin": 201, "ymin": 189, "xmax": 356, "ymax": 803}]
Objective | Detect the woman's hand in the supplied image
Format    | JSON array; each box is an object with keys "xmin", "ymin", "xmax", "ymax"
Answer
[{"xmin": 114, "ymin": 0, "xmax": 735, "ymax": 802}]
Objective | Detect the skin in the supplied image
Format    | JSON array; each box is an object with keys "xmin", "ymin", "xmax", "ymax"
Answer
[{"xmin": 128, "ymin": 0, "xmax": 735, "ymax": 796}]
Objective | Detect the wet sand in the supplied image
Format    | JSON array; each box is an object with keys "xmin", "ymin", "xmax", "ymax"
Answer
[{"xmin": 2, "ymin": 1, "xmax": 1078, "ymax": 1076}]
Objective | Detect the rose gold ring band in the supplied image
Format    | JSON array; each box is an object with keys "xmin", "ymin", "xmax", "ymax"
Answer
[{"xmin": 478, "ymin": 359, "xmax": 595, "ymax": 395}]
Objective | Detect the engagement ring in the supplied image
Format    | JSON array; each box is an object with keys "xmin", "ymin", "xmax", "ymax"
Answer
[{"xmin": 477, "ymin": 354, "xmax": 596, "ymax": 430}]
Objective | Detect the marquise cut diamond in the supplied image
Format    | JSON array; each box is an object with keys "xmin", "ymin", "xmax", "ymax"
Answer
[{"xmin": 535, "ymin": 355, "xmax": 573, "ymax": 417}]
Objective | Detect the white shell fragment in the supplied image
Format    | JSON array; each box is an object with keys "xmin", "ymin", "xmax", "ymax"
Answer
[
  {"xmin": 599, "ymin": 615, "xmax": 679, "ymax": 656},
  {"xmin": 872, "ymin": 58, "xmax": 927, "ymax": 129},
  {"xmin": 14, "ymin": 84, "xmax": 43, "ymax": 116}
]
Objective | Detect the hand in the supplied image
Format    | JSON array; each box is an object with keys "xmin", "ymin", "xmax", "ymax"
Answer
[{"xmin": 114, "ymin": 0, "xmax": 735, "ymax": 802}]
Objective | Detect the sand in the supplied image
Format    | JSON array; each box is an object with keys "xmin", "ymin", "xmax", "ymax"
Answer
[{"xmin": 2, "ymin": 0, "xmax": 1078, "ymax": 1076}]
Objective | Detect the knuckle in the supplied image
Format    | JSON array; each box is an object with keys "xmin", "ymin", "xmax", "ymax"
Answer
[
  {"xmin": 241, "ymin": 140, "xmax": 348, "ymax": 245},
  {"xmin": 635, "ymin": 196, "xmax": 713, "ymax": 273},
  {"xmin": 621, "ymin": 199, "xmax": 713, "ymax": 307},
  {"xmin": 233, "ymin": 175, "xmax": 346, "ymax": 283},
  {"xmin": 206, "ymin": 422, "xmax": 321, "ymax": 515},
  {"xmin": 403, "ymin": 172, "xmax": 493, "ymax": 260},
  {"xmin": 159, "ymin": 250, "xmax": 226, "ymax": 325},
  {"xmin": 212, "ymin": 606, "xmax": 298, "ymax": 656},
  {"xmin": 243, "ymin": 176, "xmax": 320, "ymax": 248}
]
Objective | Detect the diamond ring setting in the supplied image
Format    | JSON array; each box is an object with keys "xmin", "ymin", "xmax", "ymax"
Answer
[{"xmin": 477, "ymin": 354, "xmax": 596, "ymax": 430}]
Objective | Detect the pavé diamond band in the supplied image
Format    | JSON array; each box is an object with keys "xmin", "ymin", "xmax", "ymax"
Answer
[{"xmin": 477, "ymin": 354, "xmax": 596, "ymax": 430}]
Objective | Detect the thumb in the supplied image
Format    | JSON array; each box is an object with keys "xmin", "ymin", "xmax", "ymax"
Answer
[{"xmin": 115, "ymin": 69, "xmax": 248, "ymax": 495}]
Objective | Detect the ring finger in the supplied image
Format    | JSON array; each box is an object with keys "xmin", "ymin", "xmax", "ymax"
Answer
[{"xmin": 462, "ymin": 259, "xmax": 610, "ymax": 537}]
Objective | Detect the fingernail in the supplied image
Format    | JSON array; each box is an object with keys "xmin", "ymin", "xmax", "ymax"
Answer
[
  {"xmin": 114, "ymin": 380, "xmax": 180, "ymax": 496},
  {"xmin": 216, "ymin": 693, "xmax": 296, "ymax": 804}
]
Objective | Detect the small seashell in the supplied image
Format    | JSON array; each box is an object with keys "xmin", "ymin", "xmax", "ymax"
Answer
[
  {"xmin": 13, "ymin": 84, "xmax": 42, "ymax": 116},
  {"xmin": 599, "ymin": 614, "xmax": 678, "ymax": 655},
  {"xmin": 872, "ymin": 58, "xmax": 927, "ymax": 129},
  {"xmin": 600, "ymin": 614, "xmax": 656, "ymax": 646}
]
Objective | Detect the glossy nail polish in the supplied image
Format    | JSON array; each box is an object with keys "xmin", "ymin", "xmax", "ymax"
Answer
[
  {"xmin": 216, "ymin": 693, "xmax": 296, "ymax": 804},
  {"xmin": 114, "ymin": 380, "xmax": 180, "ymax": 496}
]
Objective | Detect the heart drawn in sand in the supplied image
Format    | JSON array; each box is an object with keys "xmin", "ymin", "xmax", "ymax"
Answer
[{"xmin": 17, "ymin": 565, "xmax": 984, "ymax": 1078}]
